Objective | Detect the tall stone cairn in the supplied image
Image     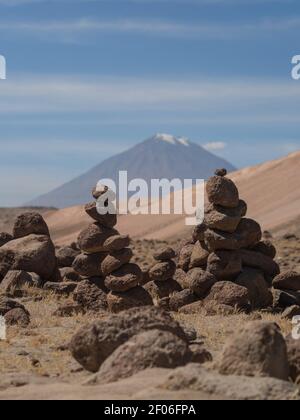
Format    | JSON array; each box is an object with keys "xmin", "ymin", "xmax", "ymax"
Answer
[
  {"xmin": 72, "ymin": 184, "xmax": 152, "ymax": 313},
  {"xmin": 175, "ymin": 169, "xmax": 280, "ymax": 312}
]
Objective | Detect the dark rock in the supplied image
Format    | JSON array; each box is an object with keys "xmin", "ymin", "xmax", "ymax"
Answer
[
  {"xmin": 177, "ymin": 244, "xmax": 194, "ymax": 272},
  {"xmin": 173, "ymin": 269, "xmax": 189, "ymax": 289},
  {"xmin": 273, "ymin": 271, "xmax": 300, "ymax": 292},
  {"xmin": 0, "ymin": 296, "xmax": 26, "ymax": 315},
  {"xmin": 105, "ymin": 263, "xmax": 142, "ymax": 292},
  {"xmin": 240, "ymin": 249, "xmax": 280, "ymax": 278},
  {"xmin": 101, "ymin": 248, "xmax": 133, "ymax": 276},
  {"xmin": 103, "ymin": 235, "xmax": 130, "ymax": 252},
  {"xmin": 207, "ymin": 250, "xmax": 242, "ymax": 280},
  {"xmin": 107, "ymin": 286, "xmax": 153, "ymax": 313},
  {"xmin": 251, "ymin": 241, "xmax": 276, "ymax": 259},
  {"xmin": 84, "ymin": 202, "xmax": 117, "ymax": 228},
  {"xmin": 192, "ymin": 223, "xmax": 207, "ymax": 243},
  {"xmin": 72, "ymin": 252, "xmax": 107, "ymax": 278},
  {"xmin": 189, "ymin": 344, "xmax": 213, "ymax": 364},
  {"xmin": 0, "ymin": 270, "xmax": 35, "ymax": 296},
  {"xmin": 44, "ymin": 281, "xmax": 78, "ymax": 295},
  {"xmin": 53, "ymin": 302, "xmax": 85, "ymax": 317},
  {"xmin": 169, "ymin": 289, "xmax": 198, "ymax": 312},
  {"xmin": 206, "ymin": 176, "xmax": 239, "ymax": 208},
  {"xmin": 0, "ymin": 232, "xmax": 13, "ymax": 247},
  {"xmin": 215, "ymin": 168, "xmax": 227, "ymax": 177},
  {"xmin": 4, "ymin": 307, "xmax": 30, "ymax": 327},
  {"xmin": 204, "ymin": 200, "xmax": 247, "ymax": 233},
  {"xmin": 205, "ymin": 281, "xmax": 250, "ymax": 310},
  {"xmin": 77, "ymin": 223, "xmax": 118, "ymax": 254},
  {"xmin": 73, "ymin": 278, "xmax": 108, "ymax": 312},
  {"xmin": 149, "ymin": 261, "xmax": 176, "ymax": 282},
  {"xmin": 153, "ymin": 247, "xmax": 176, "ymax": 262},
  {"xmin": 281, "ymin": 305, "xmax": 300, "ymax": 320},
  {"xmin": 13, "ymin": 212, "xmax": 49, "ymax": 238},
  {"xmin": 235, "ymin": 268, "xmax": 273, "ymax": 309},
  {"xmin": 285, "ymin": 335, "xmax": 300, "ymax": 383},
  {"xmin": 59, "ymin": 267, "xmax": 82, "ymax": 282},
  {"xmin": 273, "ymin": 289, "xmax": 300, "ymax": 309},
  {"xmin": 188, "ymin": 268, "xmax": 217, "ymax": 298},
  {"xmin": 189, "ymin": 242, "xmax": 209, "ymax": 269},
  {"xmin": 56, "ymin": 246, "xmax": 80, "ymax": 268},
  {"xmin": 144, "ymin": 279, "xmax": 182, "ymax": 301}
]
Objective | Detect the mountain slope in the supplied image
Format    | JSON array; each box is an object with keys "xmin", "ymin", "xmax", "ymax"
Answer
[
  {"xmin": 43, "ymin": 151, "xmax": 300, "ymax": 245},
  {"xmin": 26, "ymin": 134, "xmax": 236, "ymax": 208}
]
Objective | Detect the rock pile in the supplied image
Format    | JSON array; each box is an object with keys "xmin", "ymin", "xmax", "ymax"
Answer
[
  {"xmin": 176, "ymin": 169, "xmax": 279, "ymax": 312},
  {"xmin": 72, "ymin": 184, "xmax": 152, "ymax": 313}
]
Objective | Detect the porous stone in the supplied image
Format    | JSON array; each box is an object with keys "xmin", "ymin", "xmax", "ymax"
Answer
[
  {"xmin": 84, "ymin": 202, "xmax": 117, "ymax": 228},
  {"xmin": 105, "ymin": 263, "xmax": 142, "ymax": 292},
  {"xmin": 240, "ymin": 249, "xmax": 280, "ymax": 278},
  {"xmin": 173, "ymin": 269, "xmax": 190, "ymax": 289},
  {"xmin": 103, "ymin": 235, "xmax": 130, "ymax": 252},
  {"xmin": 217, "ymin": 322, "xmax": 290, "ymax": 381},
  {"xmin": 101, "ymin": 248, "xmax": 133, "ymax": 276},
  {"xmin": 251, "ymin": 241, "xmax": 276, "ymax": 259},
  {"xmin": 107, "ymin": 286, "xmax": 153, "ymax": 313},
  {"xmin": 4, "ymin": 307, "xmax": 30, "ymax": 327},
  {"xmin": 53, "ymin": 302, "xmax": 85, "ymax": 317},
  {"xmin": 273, "ymin": 271, "xmax": 300, "ymax": 292},
  {"xmin": 59, "ymin": 267, "xmax": 82, "ymax": 282},
  {"xmin": 177, "ymin": 244, "xmax": 194, "ymax": 272},
  {"xmin": 207, "ymin": 250, "xmax": 242, "ymax": 280},
  {"xmin": 144, "ymin": 279, "xmax": 182, "ymax": 301},
  {"xmin": 206, "ymin": 176, "xmax": 239, "ymax": 208},
  {"xmin": 149, "ymin": 261, "xmax": 176, "ymax": 282},
  {"xmin": 235, "ymin": 268, "xmax": 273, "ymax": 309},
  {"xmin": 56, "ymin": 246, "xmax": 80, "ymax": 268},
  {"xmin": 73, "ymin": 278, "xmax": 108, "ymax": 312},
  {"xmin": 187, "ymin": 268, "xmax": 217, "ymax": 298},
  {"xmin": 0, "ymin": 296, "xmax": 26, "ymax": 315},
  {"xmin": 13, "ymin": 212, "xmax": 50, "ymax": 238},
  {"xmin": 92, "ymin": 184, "xmax": 108, "ymax": 200},
  {"xmin": 192, "ymin": 224, "xmax": 207, "ymax": 243},
  {"xmin": 169, "ymin": 289, "xmax": 198, "ymax": 312},
  {"xmin": 72, "ymin": 252, "xmax": 107, "ymax": 278},
  {"xmin": 205, "ymin": 281, "xmax": 250, "ymax": 310},
  {"xmin": 189, "ymin": 242, "xmax": 209, "ymax": 269},
  {"xmin": 153, "ymin": 247, "xmax": 176, "ymax": 262},
  {"xmin": 273, "ymin": 289, "xmax": 300, "ymax": 309},
  {"xmin": 70, "ymin": 306, "xmax": 187, "ymax": 372},
  {"xmin": 204, "ymin": 200, "xmax": 247, "ymax": 233},
  {"xmin": 77, "ymin": 223, "xmax": 118, "ymax": 254}
]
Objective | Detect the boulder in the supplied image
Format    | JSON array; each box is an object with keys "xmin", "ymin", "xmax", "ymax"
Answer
[
  {"xmin": 189, "ymin": 242, "xmax": 209, "ymax": 269},
  {"xmin": 70, "ymin": 306, "xmax": 187, "ymax": 372},
  {"xmin": 149, "ymin": 261, "xmax": 176, "ymax": 282},
  {"xmin": 87, "ymin": 330, "xmax": 191, "ymax": 384},
  {"xmin": 0, "ymin": 234, "xmax": 57, "ymax": 282},
  {"xmin": 251, "ymin": 241, "xmax": 276, "ymax": 259},
  {"xmin": 56, "ymin": 246, "xmax": 80, "ymax": 268},
  {"xmin": 4, "ymin": 307, "xmax": 30, "ymax": 327},
  {"xmin": 205, "ymin": 281, "xmax": 250, "ymax": 310},
  {"xmin": 217, "ymin": 322, "xmax": 289, "ymax": 381},
  {"xmin": 103, "ymin": 235, "xmax": 130, "ymax": 252},
  {"xmin": 187, "ymin": 268, "xmax": 217, "ymax": 298},
  {"xmin": 107, "ymin": 286, "xmax": 153, "ymax": 313},
  {"xmin": 77, "ymin": 223, "xmax": 118, "ymax": 254},
  {"xmin": 144, "ymin": 280, "xmax": 182, "ymax": 301},
  {"xmin": 207, "ymin": 250, "xmax": 242, "ymax": 280},
  {"xmin": 105, "ymin": 263, "xmax": 142, "ymax": 292},
  {"xmin": 101, "ymin": 248, "xmax": 133, "ymax": 276},
  {"xmin": 273, "ymin": 271, "xmax": 300, "ymax": 292},
  {"xmin": 235, "ymin": 218, "xmax": 262, "ymax": 249},
  {"xmin": 240, "ymin": 249, "xmax": 280, "ymax": 278},
  {"xmin": 204, "ymin": 200, "xmax": 247, "ymax": 233},
  {"xmin": 177, "ymin": 244, "xmax": 194, "ymax": 272},
  {"xmin": 153, "ymin": 247, "xmax": 176, "ymax": 262},
  {"xmin": 13, "ymin": 212, "xmax": 49, "ymax": 238},
  {"xmin": 273, "ymin": 289, "xmax": 300, "ymax": 309},
  {"xmin": 92, "ymin": 184, "xmax": 108, "ymax": 200},
  {"xmin": 204, "ymin": 229, "xmax": 239, "ymax": 252},
  {"xmin": 0, "ymin": 270, "xmax": 35, "ymax": 296},
  {"xmin": 0, "ymin": 232, "xmax": 13, "ymax": 247},
  {"xmin": 235, "ymin": 268, "xmax": 273, "ymax": 309},
  {"xmin": 84, "ymin": 202, "xmax": 117, "ymax": 228},
  {"xmin": 72, "ymin": 252, "xmax": 107, "ymax": 278},
  {"xmin": 206, "ymin": 176, "xmax": 239, "ymax": 208},
  {"xmin": 73, "ymin": 278, "xmax": 108, "ymax": 312},
  {"xmin": 285, "ymin": 335, "xmax": 300, "ymax": 383},
  {"xmin": 169, "ymin": 289, "xmax": 198, "ymax": 312}
]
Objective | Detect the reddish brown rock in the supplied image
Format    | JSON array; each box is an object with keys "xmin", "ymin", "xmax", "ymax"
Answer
[
  {"xmin": 206, "ymin": 176, "xmax": 239, "ymax": 208},
  {"xmin": 77, "ymin": 223, "xmax": 118, "ymax": 254},
  {"xmin": 189, "ymin": 241, "xmax": 209, "ymax": 269},
  {"xmin": 107, "ymin": 286, "xmax": 153, "ymax": 313},
  {"xmin": 149, "ymin": 261, "xmax": 176, "ymax": 282},
  {"xmin": 153, "ymin": 247, "xmax": 176, "ymax": 261},
  {"xmin": 187, "ymin": 268, "xmax": 217, "ymax": 298},
  {"xmin": 0, "ymin": 296, "xmax": 26, "ymax": 315},
  {"xmin": 56, "ymin": 246, "xmax": 80, "ymax": 268},
  {"xmin": 101, "ymin": 248, "xmax": 133, "ymax": 276},
  {"xmin": 0, "ymin": 270, "xmax": 35, "ymax": 296},
  {"xmin": 105, "ymin": 263, "xmax": 142, "ymax": 292},
  {"xmin": 240, "ymin": 249, "xmax": 280, "ymax": 278},
  {"xmin": 205, "ymin": 281, "xmax": 250, "ymax": 310},
  {"xmin": 73, "ymin": 278, "xmax": 108, "ymax": 312},
  {"xmin": 84, "ymin": 202, "xmax": 117, "ymax": 228},
  {"xmin": 204, "ymin": 229, "xmax": 239, "ymax": 252},
  {"xmin": 273, "ymin": 271, "xmax": 300, "ymax": 292},
  {"xmin": 235, "ymin": 268, "xmax": 273, "ymax": 309},
  {"xmin": 204, "ymin": 200, "xmax": 247, "ymax": 233},
  {"xmin": 281, "ymin": 305, "xmax": 300, "ymax": 320},
  {"xmin": 13, "ymin": 212, "xmax": 49, "ymax": 238},
  {"xmin": 103, "ymin": 235, "xmax": 130, "ymax": 252},
  {"xmin": 43, "ymin": 281, "xmax": 78, "ymax": 295},
  {"xmin": 4, "ymin": 307, "xmax": 30, "ymax": 327},
  {"xmin": 173, "ymin": 268, "xmax": 189, "ymax": 289},
  {"xmin": 53, "ymin": 302, "xmax": 85, "ymax": 317},
  {"xmin": 285, "ymin": 335, "xmax": 300, "ymax": 383},
  {"xmin": 207, "ymin": 250, "xmax": 242, "ymax": 280},
  {"xmin": 72, "ymin": 252, "xmax": 107, "ymax": 278},
  {"xmin": 92, "ymin": 184, "xmax": 109, "ymax": 200},
  {"xmin": 251, "ymin": 241, "xmax": 276, "ymax": 259},
  {"xmin": 59, "ymin": 267, "xmax": 82, "ymax": 282},
  {"xmin": 192, "ymin": 223, "xmax": 207, "ymax": 243}
]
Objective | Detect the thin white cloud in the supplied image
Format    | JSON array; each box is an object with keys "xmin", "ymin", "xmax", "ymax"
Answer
[{"xmin": 203, "ymin": 141, "xmax": 227, "ymax": 151}]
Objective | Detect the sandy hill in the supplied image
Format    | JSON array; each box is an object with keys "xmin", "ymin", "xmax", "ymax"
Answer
[{"xmin": 44, "ymin": 151, "xmax": 300, "ymax": 246}]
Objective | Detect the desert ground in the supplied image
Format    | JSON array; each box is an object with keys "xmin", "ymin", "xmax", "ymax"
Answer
[{"xmin": 0, "ymin": 156, "xmax": 300, "ymax": 401}]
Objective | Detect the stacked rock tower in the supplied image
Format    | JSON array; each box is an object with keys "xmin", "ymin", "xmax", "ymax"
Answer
[
  {"xmin": 177, "ymin": 169, "xmax": 280, "ymax": 311},
  {"xmin": 73, "ymin": 184, "xmax": 152, "ymax": 313}
]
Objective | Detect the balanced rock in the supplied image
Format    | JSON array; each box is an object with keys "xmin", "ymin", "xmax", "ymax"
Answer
[
  {"xmin": 84, "ymin": 202, "xmax": 117, "ymax": 228},
  {"xmin": 105, "ymin": 263, "xmax": 142, "ymax": 292},
  {"xmin": 273, "ymin": 289, "xmax": 300, "ymax": 309},
  {"xmin": 13, "ymin": 212, "xmax": 49, "ymax": 238},
  {"xmin": 189, "ymin": 242, "xmax": 209, "ymax": 269},
  {"xmin": 205, "ymin": 281, "xmax": 250, "ymax": 310},
  {"xmin": 173, "ymin": 269, "xmax": 189, "ymax": 289},
  {"xmin": 77, "ymin": 223, "xmax": 118, "ymax": 254},
  {"xmin": 207, "ymin": 250, "xmax": 242, "ymax": 280},
  {"xmin": 72, "ymin": 252, "xmax": 107, "ymax": 278},
  {"xmin": 73, "ymin": 278, "xmax": 108, "ymax": 312},
  {"xmin": 56, "ymin": 246, "xmax": 80, "ymax": 268},
  {"xmin": 240, "ymin": 249, "xmax": 280, "ymax": 278},
  {"xmin": 251, "ymin": 240, "xmax": 276, "ymax": 259},
  {"xmin": 103, "ymin": 235, "xmax": 130, "ymax": 252},
  {"xmin": 59, "ymin": 267, "xmax": 82, "ymax": 282},
  {"xmin": 70, "ymin": 306, "xmax": 187, "ymax": 372},
  {"xmin": 217, "ymin": 322, "xmax": 290, "ymax": 381},
  {"xmin": 92, "ymin": 184, "xmax": 109, "ymax": 200},
  {"xmin": 206, "ymin": 176, "xmax": 239, "ymax": 208},
  {"xmin": 153, "ymin": 247, "xmax": 176, "ymax": 262},
  {"xmin": 204, "ymin": 200, "xmax": 247, "ymax": 233},
  {"xmin": 0, "ymin": 233, "xmax": 13, "ymax": 247},
  {"xmin": 149, "ymin": 261, "xmax": 176, "ymax": 282},
  {"xmin": 187, "ymin": 268, "xmax": 216, "ymax": 298},
  {"xmin": 215, "ymin": 168, "xmax": 227, "ymax": 177},
  {"xmin": 101, "ymin": 248, "xmax": 133, "ymax": 276},
  {"xmin": 204, "ymin": 228, "xmax": 239, "ymax": 252},
  {"xmin": 235, "ymin": 268, "xmax": 273, "ymax": 309},
  {"xmin": 273, "ymin": 271, "xmax": 300, "ymax": 292},
  {"xmin": 107, "ymin": 286, "xmax": 152, "ymax": 313},
  {"xmin": 88, "ymin": 330, "xmax": 191, "ymax": 384}
]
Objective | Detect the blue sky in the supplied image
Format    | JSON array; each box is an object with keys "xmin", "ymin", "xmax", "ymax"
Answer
[{"xmin": 0, "ymin": 0, "xmax": 300, "ymax": 206}]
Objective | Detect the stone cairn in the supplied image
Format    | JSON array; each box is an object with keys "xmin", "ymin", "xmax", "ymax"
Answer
[
  {"xmin": 165, "ymin": 169, "xmax": 282, "ymax": 314},
  {"xmin": 72, "ymin": 184, "xmax": 152, "ymax": 313}
]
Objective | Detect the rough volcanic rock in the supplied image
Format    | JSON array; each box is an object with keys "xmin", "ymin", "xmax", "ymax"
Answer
[
  {"xmin": 204, "ymin": 200, "xmax": 247, "ymax": 233},
  {"xmin": 56, "ymin": 246, "xmax": 80, "ymax": 268},
  {"xmin": 169, "ymin": 289, "xmax": 198, "ymax": 312},
  {"xmin": 77, "ymin": 223, "xmax": 118, "ymax": 254},
  {"xmin": 13, "ymin": 212, "xmax": 50, "ymax": 238},
  {"xmin": 70, "ymin": 306, "xmax": 187, "ymax": 372},
  {"xmin": 72, "ymin": 252, "xmax": 107, "ymax": 278},
  {"xmin": 59, "ymin": 267, "xmax": 82, "ymax": 282},
  {"xmin": 206, "ymin": 176, "xmax": 239, "ymax": 208},
  {"xmin": 103, "ymin": 235, "xmax": 130, "ymax": 252},
  {"xmin": 43, "ymin": 281, "xmax": 78, "ymax": 295},
  {"xmin": 107, "ymin": 286, "xmax": 153, "ymax": 313},
  {"xmin": 235, "ymin": 268, "xmax": 273, "ymax": 309},
  {"xmin": 192, "ymin": 223, "xmax": 207, "ymax": 243},
  {"xmin": 218, "ymin": 322, "xmax": 289, "ymax": 381},
  {"xmin": 153, "ymin": 247, "xmax": 176, "ymax": 262},
  {"xmin": 149, "ymin": 261, "xmax": 176, "ymax": 282},
  {"xmin": 240, "ymin": 249, "xmax": 280, "ymax": 278},
  {"xmin": 273, "ymin": 271, "xmax": 300, "ymax": 292},
  {"xmin": 84, "ymin": 202, "xmax": 117, "ymax": 228},
  {"xmin": 273, "ymin": 289, "xmax": 300, "ymax": 309},
  {"xmin": 0, "ymin": 234, "xmax": 57, "ymax": 282},
  {"xmin": 105, "ymin": 263, "xmax": 142, "ymax": 292},
  {"xmin": 187, "ymin": 268, "xmax": 217, "ymax": 298},
  {"xmin": 205, "ymin": 281, "xmax": 250, "ymax": 310},
  {"xmin": 204, "ymin": 228, "xmax": 239, "ymax": 252},
  {"xmin": 0, "ymin": 233, "xmax": 13, "ymax": 247},
  {"xmin": 0, "ymin": 270, "xmax": 35, "ymax": 296},
  {"xmin": 207, "ymin": 250, "xmax": 242, "ymax": 280},
  {"xmin": 88, "ymin": 330, "xmax": 191, "ymax": 384},
  {"xmin": 177, "ymin": 244, "xmax": 194, "ymax": 272},
  {"xmin": 251, "ymin": 241, "xmax": 276, "ymax": 259},
  {"xmin": 144, "ymin": 280, "xmax": 182, "ymax": 301},
  {"xmin": 189, "ymin": 242, "xmax": 209, "ymax": 269},
  {"xmin": 285, "ymin": 335, "xmax": 300, "ymax": 383},
  {"xmin": 173, "ymin": 269, "xmax": 190, "ymax": 289},
  {"xmin": 4, "ymin": 307, "xmax": 30, "ymax": 327},
  {"xmin": 235, "ymin": 218, "xmax": 262, "ymax": 249},
  {"xmin": 73, "ymin": 278, "xmax": 108, "ymax": 312},
  {"xmin": 101, "ymin": 248, "xmax": 133, "ymax": 277}
]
